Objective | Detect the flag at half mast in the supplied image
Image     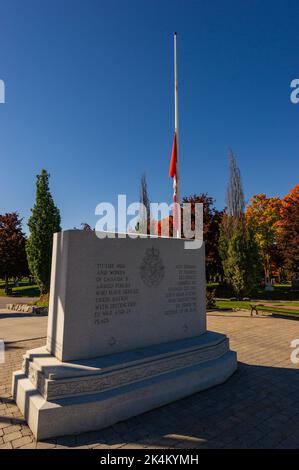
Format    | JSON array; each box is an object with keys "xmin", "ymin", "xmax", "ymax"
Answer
[
  {"xmin": 169, "ymin": 32, "xmax": 180, "ymax": 238},
  {"xmin": 169, "ymin": 131, "xmax": 178, "ymax": 233}
]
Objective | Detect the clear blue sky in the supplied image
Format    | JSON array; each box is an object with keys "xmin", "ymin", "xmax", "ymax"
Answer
[{"xmin": 0, "ymin": 0, "xmax": 298, "ymax": 231}]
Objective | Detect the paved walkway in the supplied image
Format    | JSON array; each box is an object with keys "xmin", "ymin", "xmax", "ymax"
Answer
[
  {"xmin": 0, "ymin": 296, "xmax": 39, "ymax": 309},
  {"xmin": 1, "ymin": 312, "xmax": 299, "ymax": 449},
  {"xmin": 0, "ymin": 313, "xmax": 47, "ymax": 343},
  {"xmin": 0, "ymin": 296, "xmax": 47, "ymax": 343}
]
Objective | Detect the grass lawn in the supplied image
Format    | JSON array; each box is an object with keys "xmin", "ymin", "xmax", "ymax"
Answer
[
  {"xmin": 215, "ymin": 299, "xmax": 265, "ymax": 310},
  {"xmin": 214, "ymin": 299, "xmax": 299, "ymax": 317},
  {"xmin": 0, "ymin": 279, "xmax": 40, "ymax": 297},
  {"xmin": 271, "ymin": 301, "xmax": 299, "ymax": 306},
  {"xmin": 253, "ymin": 305, "xmax": 299, "ymax": 316},
  {"xmin": 31, "ymin": 294, "xmax": 49, "ymax": 307}
]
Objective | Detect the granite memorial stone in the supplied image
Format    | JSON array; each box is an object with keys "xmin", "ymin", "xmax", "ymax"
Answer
[{"xmin": 12, "ymin": 230, "xmax": 237, "ymax": 439}]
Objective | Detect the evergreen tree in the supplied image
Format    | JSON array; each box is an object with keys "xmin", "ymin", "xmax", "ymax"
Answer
[
  {"xmin": 26, "ymin": 169, "xmax": 61, "ymax": 294},
  {"xmin": 219, "ymin": 220, "xmax": 261, "ymax": 298}
]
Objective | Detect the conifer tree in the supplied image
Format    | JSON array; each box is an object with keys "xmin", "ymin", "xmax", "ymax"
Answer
[{"xmin": 26, "ymin": 169, "xmax": 61, "ymax": 294}]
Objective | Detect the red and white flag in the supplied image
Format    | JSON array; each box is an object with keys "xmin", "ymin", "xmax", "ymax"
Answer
[
  {"xmin": 169, "ymin": 132, "xmax": 177, "ymax": 197},
  {"xmin": 169, "ymin": 33, "xmax": 180, "ymax": 238},
  {"xmin": 169, "ymin": 132, "xmax": 178, "ymax": 234}
]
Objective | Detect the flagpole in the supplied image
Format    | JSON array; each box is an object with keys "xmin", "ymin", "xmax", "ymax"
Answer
[
  {"xmin": 174, "ymin": 32, "xmax": 180, "ymax": 237},
  {"xmin": 174, "ymin": 32, "xmax": 180, "ymax": 204}
]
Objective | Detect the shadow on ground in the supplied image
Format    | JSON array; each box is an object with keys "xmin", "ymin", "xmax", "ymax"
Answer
[
  {"xmin": 10, "ymin": 361, "xmax": 298, "ymax": 449},
  {"xmin": 0, "ymin": 313, "xmax": 47, "ymax": 320}
]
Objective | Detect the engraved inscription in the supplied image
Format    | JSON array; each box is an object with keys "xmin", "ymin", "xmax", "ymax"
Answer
[
  {"xmin": 165, "ymin": 264, "xmax": 198, "ymax": 316},
  {"xmin": 94, "ymin": 263, "xmax": 139, "ymax": 325}
]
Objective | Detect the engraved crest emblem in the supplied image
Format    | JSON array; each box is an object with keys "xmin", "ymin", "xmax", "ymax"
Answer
[
  {"xmin": 140, "ymin": 246, "xmax": 165, "ymax": 287},
  {"xmin": 108, "ymin": 336, "xmax": 116, "ymax": 347}
]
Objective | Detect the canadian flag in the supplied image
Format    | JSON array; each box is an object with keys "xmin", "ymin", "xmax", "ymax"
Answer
[
  {"xmin": 169, "ymin": 132, "xmax": 178, "ymax": 234},
  {"xmin": 169, "ymin": 132, "xmax": 177, "ymax": 181}
]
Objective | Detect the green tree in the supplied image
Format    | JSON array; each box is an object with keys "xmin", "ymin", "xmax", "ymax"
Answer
[
  {"xmin": 220, "ymin": 151, "xmax": 261, "ymax": 297},
  {"xmin": 26, "ymin": 169, "xmax": 61, "ymax": 294},
  {"xmin": 0, "ymin": 213, "xmax": 28, "ymax": 294},
  {"xmin": 219, "ymin": 220, "xmax": 261, "ymax": 298}
]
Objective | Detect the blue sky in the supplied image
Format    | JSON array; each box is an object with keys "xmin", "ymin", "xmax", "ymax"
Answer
[{"xmin": 0, "ymin": 0, "xmax": 298, "ymax": 231}]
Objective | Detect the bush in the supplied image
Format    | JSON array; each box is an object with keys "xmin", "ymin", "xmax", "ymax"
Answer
[{"xmin": 206, "ymin": 289, "xmax": 216, "ymax": 309}]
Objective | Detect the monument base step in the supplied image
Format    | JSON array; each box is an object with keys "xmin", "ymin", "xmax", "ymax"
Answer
[{"xmin": 12, "ymin": 331, "xmax": 237, "ymax": 440}]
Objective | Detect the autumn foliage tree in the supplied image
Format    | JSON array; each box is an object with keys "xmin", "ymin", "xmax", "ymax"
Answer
[
  {"xmin": 277, "ymin": 185, "xmax": 299, "ymax": 281},
  {"xmin": 246, "ymin": 194, "xmax": 281, "ymax": 285},
  {"xmin": 182, "ymin": 194, "xmax": 223, "ymax": 281},
  {"xmin": 0, "ymin": 213, "xmax": 28, "ymax": 294}
]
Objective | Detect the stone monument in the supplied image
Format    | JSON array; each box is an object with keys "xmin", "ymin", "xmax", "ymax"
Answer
[{"xmin": 12, "ymin": 230, "xmax": 237, "ymax": 440}]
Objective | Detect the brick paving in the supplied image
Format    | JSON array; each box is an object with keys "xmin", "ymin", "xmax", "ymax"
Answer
[{"xmin": 1, "ymin": 312, "xmax": 299, "ymax": 449}]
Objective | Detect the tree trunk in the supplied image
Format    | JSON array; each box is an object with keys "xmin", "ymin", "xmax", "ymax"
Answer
[
  {"xmin": 5, "ymin": 273, "xmax": 9, "ymax": 295},
  {"xmin": 264, "ymin": 254, "xmax": 271, "ymax": 286}
]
